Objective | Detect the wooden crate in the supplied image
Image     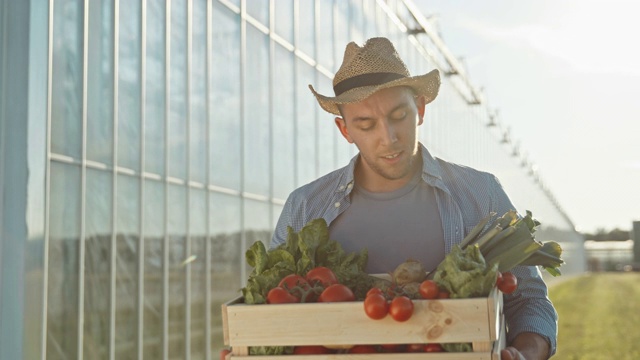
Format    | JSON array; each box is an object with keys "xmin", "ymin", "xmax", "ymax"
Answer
[{"xmin": 222, "ymin": 286, "xmax": 505, "ymax": 359}]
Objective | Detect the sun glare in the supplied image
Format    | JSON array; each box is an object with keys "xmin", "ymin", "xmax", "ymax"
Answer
[
  {"xmin": 459, "ymin": 0, "xmax": 640, "ymax": 75},
  {"xmin": 543, "ymin": 1, "xmax": 640, "ymax": 75}
]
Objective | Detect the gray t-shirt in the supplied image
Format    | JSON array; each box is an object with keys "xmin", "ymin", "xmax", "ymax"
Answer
[{"xmin": 329, "ymin": 170, "xmax": 445, "ymax": 274}]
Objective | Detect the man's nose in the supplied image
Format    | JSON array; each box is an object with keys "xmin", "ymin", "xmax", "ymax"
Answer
[{"xmin": 379, "ymin": 120, "xmax": 398, "ymax": 145}]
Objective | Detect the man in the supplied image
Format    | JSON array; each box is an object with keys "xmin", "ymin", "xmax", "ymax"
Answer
[{"xmin": 271, "ymin": 37, "xmax": 557, "ymax": 360}]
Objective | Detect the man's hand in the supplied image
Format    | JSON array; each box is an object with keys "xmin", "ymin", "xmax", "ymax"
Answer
[
  {"xmin": 501, "ymin": 346, "xmax": 526, "ymax": 360},
  {"xmin": 501, "ymin": 332, "xmax": 550, "ymax": 360}
]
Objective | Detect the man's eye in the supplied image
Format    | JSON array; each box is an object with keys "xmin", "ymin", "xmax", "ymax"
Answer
[
  {"xmin": 359, "ymin": 122, "xmax": 374, "ymax": 131},
  {"xmin": 392, "ymin": 111, "xmax": 407, "ymax": 121}
]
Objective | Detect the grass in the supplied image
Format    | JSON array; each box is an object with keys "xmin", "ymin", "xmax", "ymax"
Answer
[{"xmin": 548, "ymin": 272, "xmax": 640, "ymax": 360}]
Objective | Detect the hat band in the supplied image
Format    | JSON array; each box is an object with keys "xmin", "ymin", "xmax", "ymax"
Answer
[{"xmin": 333, "ymin": 72, "xmax": 406, "ymax": 96}]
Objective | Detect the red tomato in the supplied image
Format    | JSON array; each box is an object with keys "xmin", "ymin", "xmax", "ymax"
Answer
[
  {"xmin": 219, "ymin": 348, "xmax": 231, "ymax": 360},
  {"xmin": 424, "ymin": 343, "xmax": 444, "ymax": 352},
  {"xmin": 389, "ymin": 296, "xmax": 414, "ymax": 322},
  {"xmin": 379, "ymin": 344, "xmax": 404, "ymax": 352},
  {"xmin": 278, "ymin": 274, "xmax": 309, "ymax": 290},
  {"xmin": 419, "ymin": 280, "xmax": 439, "ymax": 299},
  {"xmin": 366, "ymin": 287, "xmax": 384, "ymax": 297},
  {"xmin": 364, "ymin": 293, "xmax": 389, "ymax": 320},
  {"xmin": 348, "ymin": 345, "xmax": 378, "ymax": 353},
  {"xmin": 498, "ymin": 272, "xmax": 518, "ymax": 294},
  {"xmin": 406, "ymin": 343, "xmax": 424, "ymax": 352},
  {"xmin": 306, "ymin": 266, "xmax": 339, "ymax": 287},
  {"xmin": 437, "ymin": 291, "xmax": 450, "ymax": 299},
  {"xmin": 266, "ymin": 287, "xmax": 299, "ymax": 304},
  {"xmin": 318, "ymin": 284, "xmax": 355, "ymax": 302},
  {"xmin": 495, "ymin": 271, "xmax": 503, "ymax": 286},
  {"xmin": 293, "ymin": 346, "xmax": 333, "ymax": 354},
  {"xmin": 278, "ymin": 274, "xmax": 311, "ymax": 301}
]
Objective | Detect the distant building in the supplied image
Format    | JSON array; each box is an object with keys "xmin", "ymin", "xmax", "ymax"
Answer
[
  {"xmin": 584, "ymin": 240, "xmax": 634, "ymax": 271},
  {"xmin": 1, "ymin": 0, "xmax": 585, "ymax": 359}
]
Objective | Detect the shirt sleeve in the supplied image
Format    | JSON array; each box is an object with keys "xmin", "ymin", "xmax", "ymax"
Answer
[
  {"xmin": 505, "ymin": 266, "xmax": 558, "ymax": 357},
  {"xmin": 489, "ymin": 174, "xmax": 558, "ymax": 357},
  {"xmin": 270, "ymin": 193, "xmax": 294, "ymax": 249}
]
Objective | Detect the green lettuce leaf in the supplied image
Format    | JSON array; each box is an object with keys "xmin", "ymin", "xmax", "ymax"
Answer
[
  {"xmin": 245, "ymin": 240, "xmax": 269, "ymax": 274},
  {"xmin": 241, "ymin": 218, "xmax": 372, "ymax": 303},
  {"xmin": 433, "ymin": 245, "xmax": 498, "ymax": 298},
  {"xmin": 249, "ymin": 346, "xmax": 293, "ymax": 355},
  {"xmin": 297, "ymin": 218, "xmax": 330, "ymax": 274},
  {"xmin": 442, "ymin": 343, "xmax": 472, "ymax": 352}
]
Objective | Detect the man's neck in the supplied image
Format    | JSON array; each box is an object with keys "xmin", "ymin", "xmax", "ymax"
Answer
[{"xmin": 354, "ymin": 153, "xmax": 422, "ymax": 193}]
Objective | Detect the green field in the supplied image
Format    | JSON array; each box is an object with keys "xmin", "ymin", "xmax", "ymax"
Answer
[{"xmin": 548, "ymin": 272, "xmax": 640, "ymax": 360}]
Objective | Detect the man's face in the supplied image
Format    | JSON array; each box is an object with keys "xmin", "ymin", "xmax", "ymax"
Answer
[{"xmin": 335, "ymin": 86, "xmax": 426, "ymax": 192}]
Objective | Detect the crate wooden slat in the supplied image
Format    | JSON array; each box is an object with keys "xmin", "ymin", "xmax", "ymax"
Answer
[
  {"xmin": 225, "ymin": 353, "xmax": 499, "ymax": 360},
  {"xmin": 222, "ymin": 286, "xmax": 504, "ymax": 359},
  {"xmin": 221, "ymin": 323, "xmax": 504, "ymax": 360}
]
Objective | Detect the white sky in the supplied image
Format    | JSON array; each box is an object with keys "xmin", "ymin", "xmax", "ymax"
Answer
[{"xmin": 416, "ymin": 0, "xmax": 640, "ymax": 233}]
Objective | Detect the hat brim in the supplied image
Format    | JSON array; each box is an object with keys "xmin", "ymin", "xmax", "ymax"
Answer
[{"xmin": 310, "ymin": 69, "xmax": 441, "ymax": 116}]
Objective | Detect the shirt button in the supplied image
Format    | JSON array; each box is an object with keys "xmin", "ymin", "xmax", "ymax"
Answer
[
  {"xmin": 347, "ymin": 183, "xmax": 353, "ymax": 190},
  {"xmin": 334, "ymin": 202, "xmax": 340, "ymax": 208},
  {"xmin": 338, "ymin": 185, "xmax": 345, "ymax": 190}
]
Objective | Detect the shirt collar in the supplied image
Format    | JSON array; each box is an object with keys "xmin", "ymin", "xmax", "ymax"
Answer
[
  {"xmin": 418, "ymin": 143, "xmax": 454, "ymax": 195},
  {"xmin": 334, "ymin": 154, "xmax": 358, "ymax": 194},
  {"xmin": 418, "ymin": 143, "xmax": 443, "ymax": 182}
]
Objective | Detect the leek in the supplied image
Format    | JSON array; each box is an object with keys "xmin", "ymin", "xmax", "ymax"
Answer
[{"xmin": 462, "ymin": 210, "xmax": 564, "ymax": 277}]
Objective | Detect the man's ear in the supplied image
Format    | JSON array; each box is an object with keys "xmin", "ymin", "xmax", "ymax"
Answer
[
  {"xmin": 335, "ymin": 117, "xmax": 354, "ymax": 143},
  {"xmin": 416, "ymin": 95, "xmax": 427, "ymax": 126}
]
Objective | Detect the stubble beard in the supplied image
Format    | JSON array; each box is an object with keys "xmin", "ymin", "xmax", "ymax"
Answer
[{"xmin": 363, "ymin": 143, "xmax": 420, "ymax": 182}]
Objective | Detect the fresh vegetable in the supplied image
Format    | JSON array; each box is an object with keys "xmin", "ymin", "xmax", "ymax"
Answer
[
  {"xmin": 400, "ymin": 281, "xmax": 422, "ymax": 299},
  {"xmin": 364, "ymin": 293, "xmax": 389, "ymax": 320},
  {"xmin": 293, "ymin": 346, "xmax": 333, "ymax": 354},
  {"xmin": 460, "ymin": 210, "xmax": 564, "ymax": 276},
  {"xmin": 389, "ymin": 296, "xmax": 414, "ymax": 322},
  {"xmin": 426, "ymin": 210, "xmax": 559, "ymax": 299},
  {"xmin": 242, "ymin": 220, "xmax": 375, "ymax": 355},
  {"xmin": 278, "ymin": 274, "xmax": 309, "ymax": 290},
  {"xmin": 497, "ymin": 272, "xmax": 518, "ymax": 294},
  {"xmin": 242, "ymin": 218, "xmax": 372, "ymax": 304},
  {"xmin": 424, "ymin": 343, "xmax": 445, "ymax": 352},
  {"xmin": 366, "ymin": 287, "xmax": 384, "ymax": 297},
  {"xmin": 318, "ymin": 284, "xmax": 356, "ymax": 302},
  {"xmin": 348, "ymin": 345, "xmax": 378, "ymax": 353},
  {"xmin": 380, "ymin": 344, "xmax": 404, "ymax": 352},
  {"xmin": 442, "ymin": 342, "xmax": 472, "ymax": 352},
  {"xmin": 419, "ymin": 280, "xmax": 439, "ymax": 299},
  {"xmin": 519, "ymin": 240, "xmax": 564, "ymax": 276},
  {"xmin": 406, "ymin": 343, "xmax": 425, "ymax": 352},
  {"xmin": 278, "ymin": 274, "xmax": 311, "ymax": 301},
  {"xmin": 266, "ymin": 287, "xmax": 299, "ymax": 304},
  {"xmin": 248, "ymin": 346, "xmax": 293, "ymax": 355},
  {"xmin": 392, "ymin": 259, "xmax": 427, "ymax": 286},
  {"xmin": 242, "ymin": 240, "xmax": 294, "ymax": 304},
  {"xmin": 432, "ymin": 244, "xmax": 498, "ymax": 298},
  {"xmin": 306, "ymin": 266, "xmax": 339, "ymax": 287}
]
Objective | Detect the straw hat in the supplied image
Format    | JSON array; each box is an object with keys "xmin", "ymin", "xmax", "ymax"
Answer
[{"xmin": 309, "ymin": 37, "xmax": 441, "ymax": 116}]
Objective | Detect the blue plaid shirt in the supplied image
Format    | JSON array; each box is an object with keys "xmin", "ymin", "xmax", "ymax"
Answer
[{"xmin": 271, "ymin": 143, "xmax": 557, "ymax": 355}]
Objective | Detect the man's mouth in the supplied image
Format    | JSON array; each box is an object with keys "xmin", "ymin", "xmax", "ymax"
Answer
[{"xmin": 383, "ymin": 152, "xmax": 401, "ymax": 159}]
